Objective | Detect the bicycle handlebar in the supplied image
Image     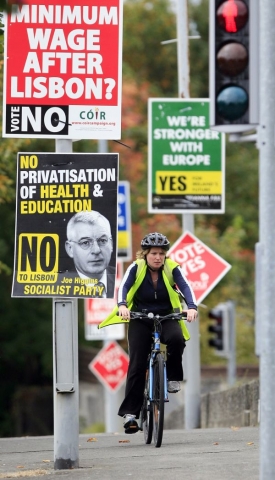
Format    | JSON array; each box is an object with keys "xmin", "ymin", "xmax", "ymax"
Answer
[{"xmin": 129, "ymin": 311, "xmax": 187, "ymax": 321}]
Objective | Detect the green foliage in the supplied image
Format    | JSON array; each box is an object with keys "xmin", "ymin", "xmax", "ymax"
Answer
[
  {"xmin": 196, "ymin": 222, "xmax": 257, "ymax": 365},
  {"xmin": 0, "ymin": 2, "xmax": 24, "ymax": 12},
  {"xmin": 196, "ymin": 139, "xmax": 259, "ymax": 251},
  {"xmin": 189, "ymin": 0, "xmax": 210, "ymax": 98},
  {"xmin": 80, "ymin": 422, "xmax": 105, "ymax": 434},
  {"xmin": 0, "ymin": 200, "xmax": 53, "ymax": 435},
  {"xmin": 123, "ymin": 0, "xmax": 178, "ymax": 96}
]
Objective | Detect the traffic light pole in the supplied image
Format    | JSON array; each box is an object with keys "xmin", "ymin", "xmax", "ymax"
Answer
[
  {"xmin": 208, "ymin": 301, "xmax": 236, "ymax": 385},
  {"xmin": 226, "ymin": 300, "xmax": 236, "ymax": 386},
  {"xmin": 176, "ymin": 0, "xmax": 201, "ymax": 430},
  {"xmin": 259, "ymin": 2, "xmax": 275, "ymax": 478}
]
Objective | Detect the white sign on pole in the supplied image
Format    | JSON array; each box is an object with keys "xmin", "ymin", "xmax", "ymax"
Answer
[
  {"xmin": 85, "ymin": 324, "xmax": 125, "ymax": 341},
  {"xmin": 85, "ymin": 261, "xmax": 125, "ymax": 340}
]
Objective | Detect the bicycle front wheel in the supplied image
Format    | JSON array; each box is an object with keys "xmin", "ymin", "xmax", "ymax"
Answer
[
  {"xmin": 142, "ymin": 375, "xmax": 153, "ymax": 444},
  {"xmin": 153, "ymin": 353, "xmax": 165, "ymax": 448}
]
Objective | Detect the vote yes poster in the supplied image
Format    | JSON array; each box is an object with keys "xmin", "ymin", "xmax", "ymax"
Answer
[
  {"xmin": 148, "ymin": 99, "xmax": 225, "ymax": 214},
  {"xmin": 12, "ymin": 152, "xmax": 118, "ymax": 298}
]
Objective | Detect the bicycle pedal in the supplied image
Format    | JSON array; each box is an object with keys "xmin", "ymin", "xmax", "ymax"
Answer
[{"xmin": 124, "ymin": 423, "xmax": 139, "ymax": 434}]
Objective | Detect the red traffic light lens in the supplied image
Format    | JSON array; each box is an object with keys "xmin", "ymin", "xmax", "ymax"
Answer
[
  {"xmin": 217, "ymin": 42, "xmax": 248, "ymax": 76},
  {"xmin": 217, "ymin": 0, "xmax": 248, "ymax": 33},
  {"xmin": 208, "ymin": 308, "xmax": 223, "ymax": 321}
]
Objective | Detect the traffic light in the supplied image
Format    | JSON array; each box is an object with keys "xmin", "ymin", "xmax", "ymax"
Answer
[
  {"xmin": 209, "ymin": 0, "xmax": 259, "ymax": 133},
  {"xmin": 208, "ymin": 303, "xmax": 229, "ymax": 356}
]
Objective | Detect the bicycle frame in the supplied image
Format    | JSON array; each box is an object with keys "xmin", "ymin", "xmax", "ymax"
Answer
[{"xmin": 148, "ymin": 327, "xmax": 168, "ymax": 402}]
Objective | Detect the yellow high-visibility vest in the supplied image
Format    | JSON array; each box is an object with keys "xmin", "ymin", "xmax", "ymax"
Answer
[{"xmin": 98, "ymin": 258, "xmax": 190, "ymax": 341}]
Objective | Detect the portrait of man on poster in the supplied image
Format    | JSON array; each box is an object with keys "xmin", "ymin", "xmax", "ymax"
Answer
[{"xmin": 65, "ymin": 210, "xmax": 116, "ymax": 298}]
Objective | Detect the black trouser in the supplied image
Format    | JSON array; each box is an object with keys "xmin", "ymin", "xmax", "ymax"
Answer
[{"xmin": 118, "ymin": 318, "xmax": 186, "ymax": 418}]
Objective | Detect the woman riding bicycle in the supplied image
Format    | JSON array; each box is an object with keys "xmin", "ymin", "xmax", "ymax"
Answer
[{"xmin": 98, "ymin": 232, "xmax": 197, "ymax": 434}]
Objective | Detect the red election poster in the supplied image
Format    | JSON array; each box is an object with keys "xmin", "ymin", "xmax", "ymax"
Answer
[
  {"xmin": 89, "ymin": 340, "xmax": 129, "ymax": 392},
  {"xmin": 3, "ymin": 0, "xmax": 123, "ymax": 139},
  {"xmin": 169, "ymin": 231, "xmax": 231, "ymax": 305}
]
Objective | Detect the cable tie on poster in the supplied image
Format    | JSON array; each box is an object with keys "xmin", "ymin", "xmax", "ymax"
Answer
[
  {"xmin": 113, "ymin": 140, "xmax": 131, "ymax": 149},
  {"xmin": 52, "ymin": 117, "xmax": 72, "ymax": 127}
]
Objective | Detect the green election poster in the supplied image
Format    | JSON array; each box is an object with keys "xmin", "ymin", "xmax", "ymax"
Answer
[{"xmin": 148, "ymin": 99, "xmax": 225, "ymax": 213}]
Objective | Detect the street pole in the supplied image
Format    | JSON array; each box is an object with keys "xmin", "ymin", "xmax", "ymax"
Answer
[
  {"xmin": 259, "ymin": 1, "xmax": 275, "ymax": 478},
  {"xmin": 98, "ymin": 139, "xmax": 124, "ymax": 433},
  {"xmin": 226, "ymin": 300, "xmax": 236, "ymax": 387},
  {"xmin": 176, "ymin": 0, "xmax": 201, "ymax": 429},
  {"xmin": 103, "ymin": 339, "xmax": 124, "ymax": 433},
  {"xmin": 53, "ymin": 140, "xmax": 79, "ymax": 469}
]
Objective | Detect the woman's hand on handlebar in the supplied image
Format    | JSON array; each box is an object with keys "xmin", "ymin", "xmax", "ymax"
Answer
[
  {"xmin": 185, "ymin": 308, "xmax": 197, "ymax": 323},
  {"xmin": 118, "ymin": 305, "xmax": 130, "ymax": 320}
]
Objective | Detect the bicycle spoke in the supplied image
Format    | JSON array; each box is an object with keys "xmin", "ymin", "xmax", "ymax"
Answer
[
  {"xmin": 142, "ymin": 374, "xmax": 153, "ymax": 444},
  {"xmin": 153, "ymin": 354, "xmax": 164, "ymax": 448}
]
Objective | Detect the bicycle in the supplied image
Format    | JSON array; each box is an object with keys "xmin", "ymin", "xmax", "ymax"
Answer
[{"xmin": 129, "ymin": 310, "xmax": 187, "ymax": 448}]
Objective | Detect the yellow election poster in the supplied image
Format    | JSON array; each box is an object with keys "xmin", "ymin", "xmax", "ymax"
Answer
[{"xmin": 12, "ymin": 152, "xmax": 118, "ymax": 298}]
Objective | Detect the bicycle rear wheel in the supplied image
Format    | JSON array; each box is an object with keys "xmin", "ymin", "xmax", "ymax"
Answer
[
  {"xmin": 153, "ymin": 353, "xmax": 165, "ymax": 448},
  {"xmin": 141, "ymin": 374, "xmax": 153, "ymax": 444}
]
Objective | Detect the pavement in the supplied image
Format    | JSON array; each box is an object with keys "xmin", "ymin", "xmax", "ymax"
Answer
[{"xmin": 0, "ymin": 427, "xmax": 259, "ymax": 480}]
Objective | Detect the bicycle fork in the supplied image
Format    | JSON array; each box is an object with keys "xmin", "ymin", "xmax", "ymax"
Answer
[{"xmin": 149, "ymin": 347, "xmax": 169, "ymax": 402}]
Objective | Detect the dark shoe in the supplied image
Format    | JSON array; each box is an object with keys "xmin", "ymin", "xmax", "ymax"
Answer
[{"xmin": 123, "ymin": 414, "xmax": 139, "ymax": 434}]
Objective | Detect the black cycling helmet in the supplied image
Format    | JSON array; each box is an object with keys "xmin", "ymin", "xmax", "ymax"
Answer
[{"xmin": 141, "ymin": 232, "xmax": 170, "ymax": 251}]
